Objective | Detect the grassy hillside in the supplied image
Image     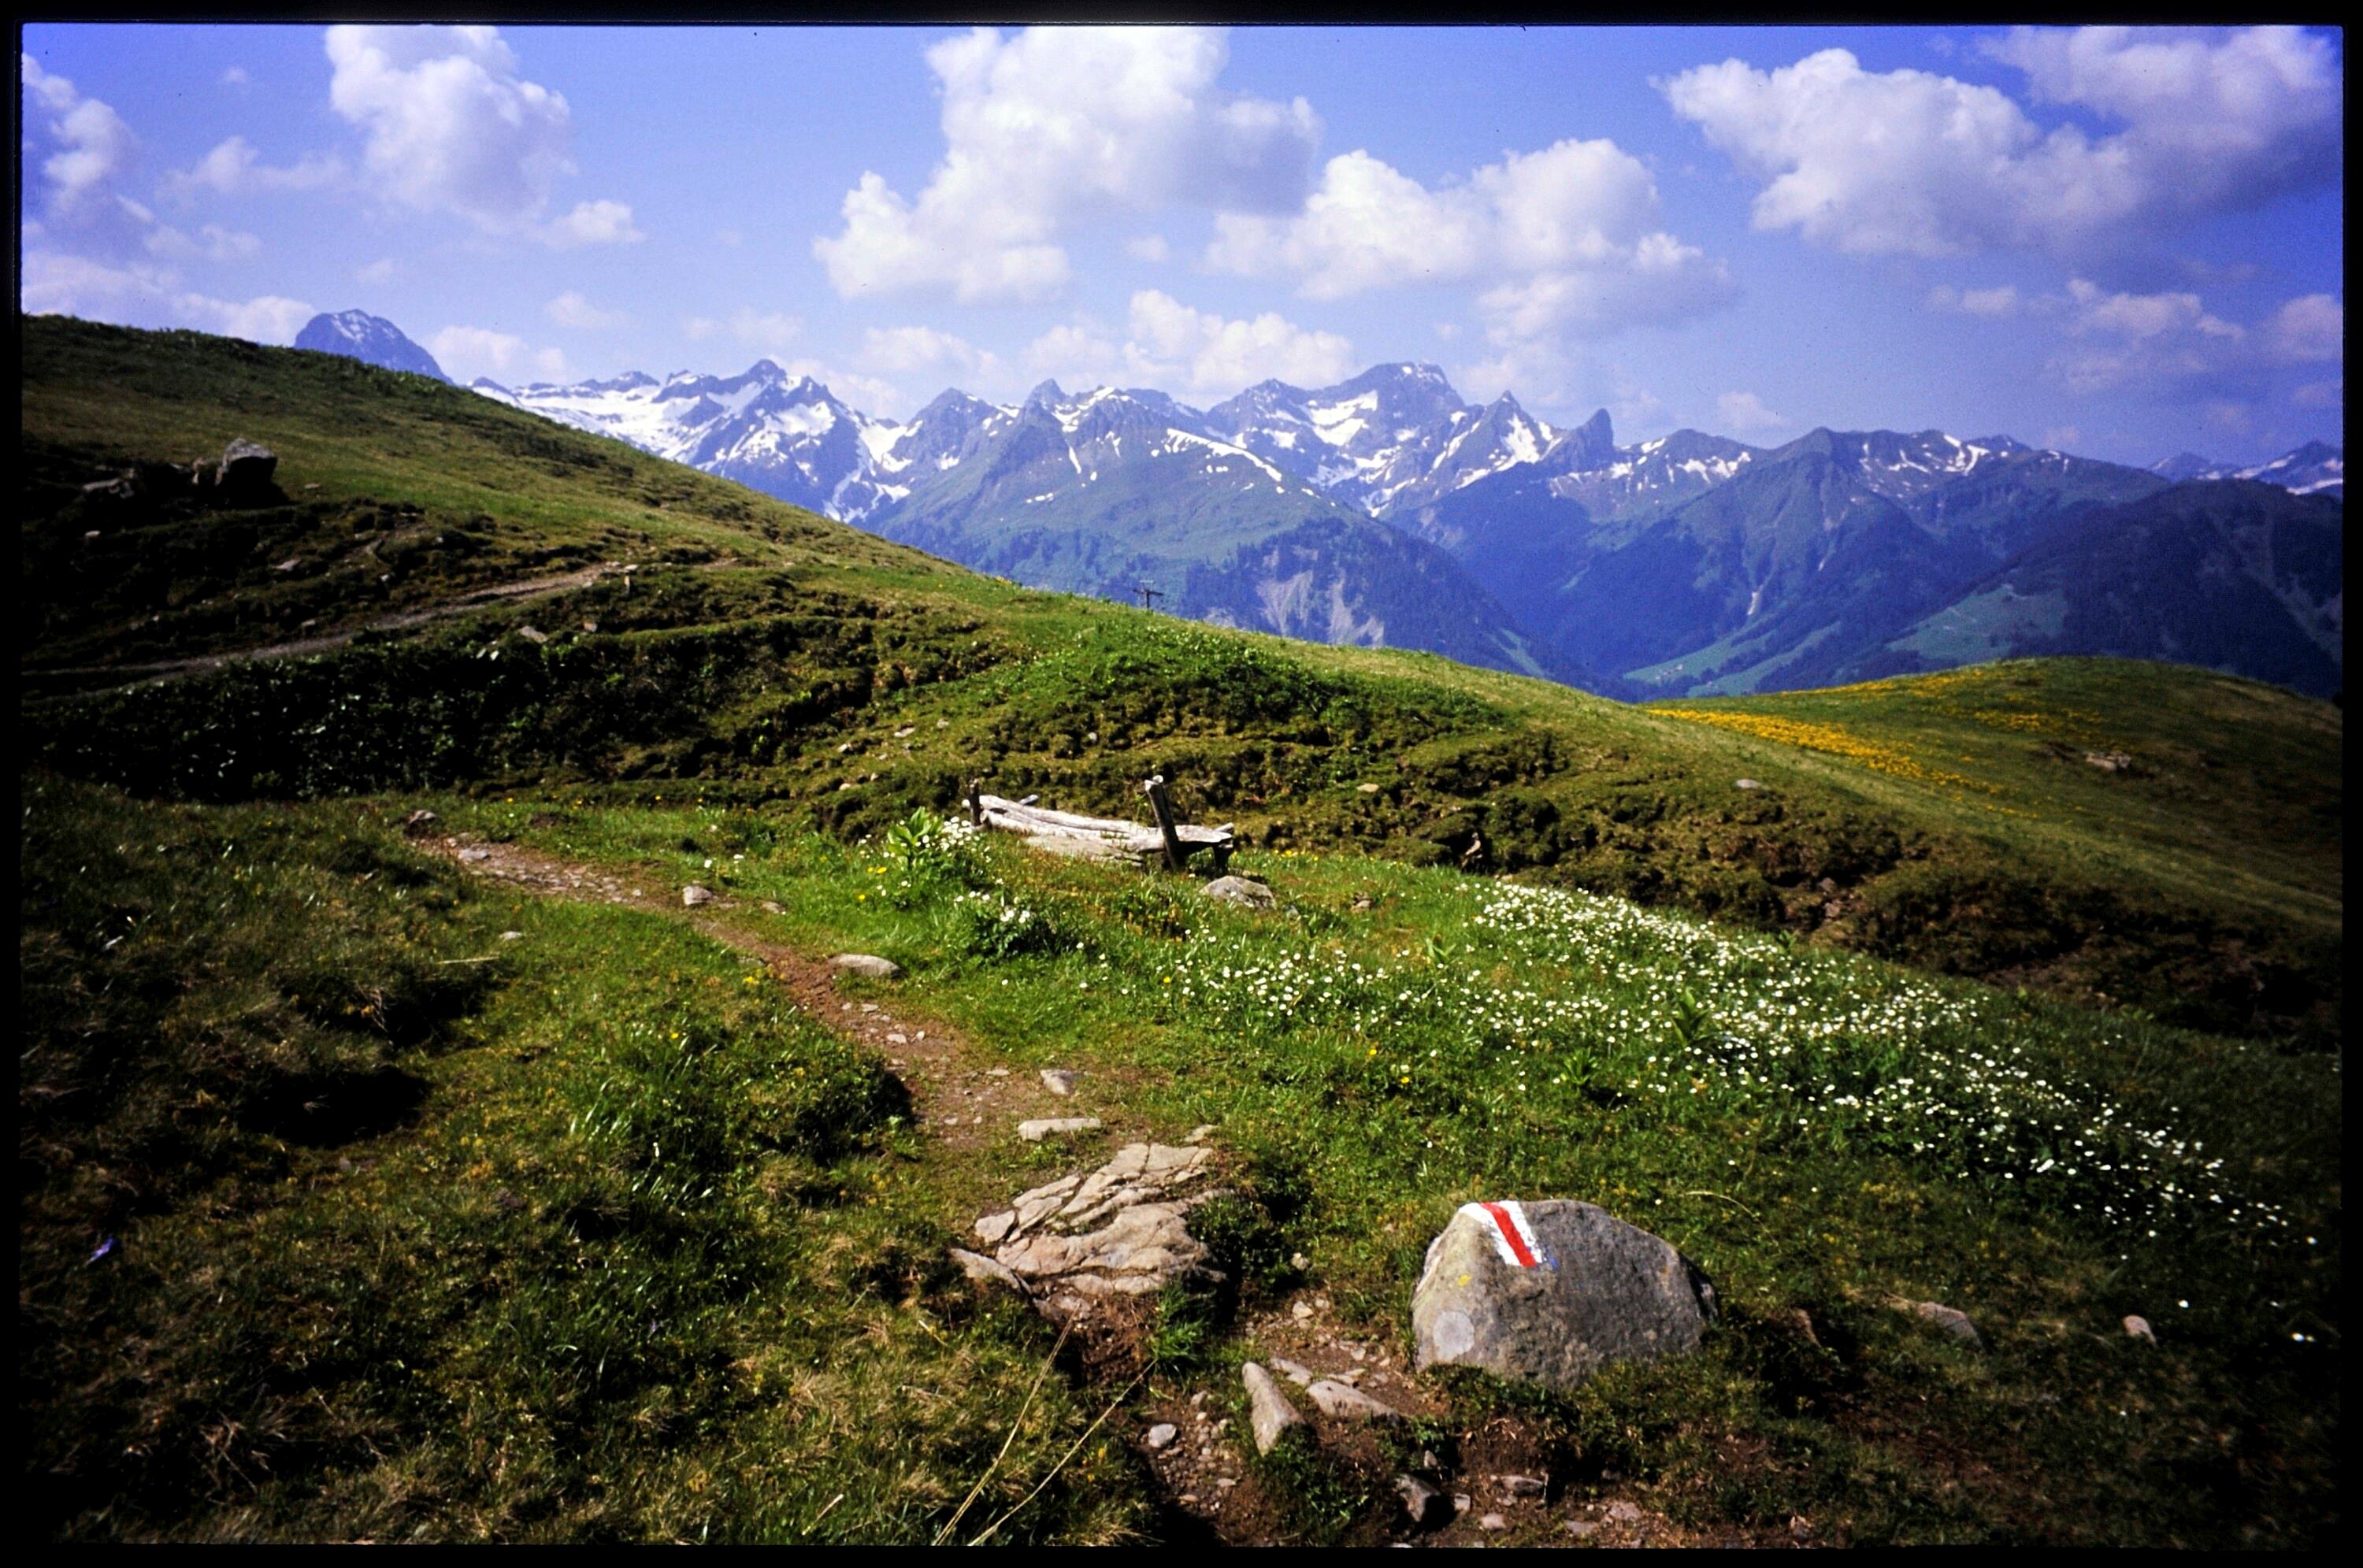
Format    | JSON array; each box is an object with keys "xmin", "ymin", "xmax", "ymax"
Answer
[
  {"xmin": 17, "ymin": 317, "xmax": 2342, "ymax": 1544},
  {"xmin": 21, "ymin": 317, "xmax": 2341, "ymax": 1040}
]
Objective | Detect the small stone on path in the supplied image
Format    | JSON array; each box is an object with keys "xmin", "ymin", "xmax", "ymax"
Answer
[
  {"xmin": 1017, "ymin": 1117, "xmax": 1101, "ymax": 1142},
  {"xmin": 1186, "ymin": 1125, "xmax": 1215, "ymax": 1144},
  {"xmin": 832, "ymin": 953, "xmax": 903, "ymax": 979},
  {"xmin": 458, "ymin": 847, "xmax": 491, "ymax": 863},
  {"xmin": 1894, "ymin": 1296, "xmax": 1982, "ymax": 1345},
  {"xmin": 1146, "ymin": 1423, "xmax": 1178, "ymax": 1451},
  {"xmin": 1735, "ymin": 777, "xmax": 1762, "ymax": 791},
  {"xmin": 1395, "ymin": 1474, "xmax": 1449, "ymax": 1530},
  {"xmin": 1478, "ymin": 1513, "xmax": 1508, "ymax": 1532},
  {"xmin": 1305, "ymin": 1379, "xmax": 1405, "ymax": 1422},
  {"xmin": 499, "ymin": 930, "xmax": 522, "ymax": 942},
  {"xmin": 1500, "ymin": 1474, "xmax": 1546, "ymax": 1498},
  {"xmin": 1269, "ymin": 1357, "xmax": 1313, "ymax": 1385},
  {"xmin": 948, "ymin": 1247, "xmax": 1024, "ymax": 1292},
  {"xmin": 1200, "ymin": 876, "xmax": 1276, "ymax": 908},
  {"xmin": 1241, "ymin": 1362, "xmax": 1304, "ymax": 1454},
  {"xmin": 1040, "ymin": 1069, "xmax": 1077, "ymax": 1095},
  {"xmin": 682, "ymin": 884, "xmax": 714, "ymax": 906}
]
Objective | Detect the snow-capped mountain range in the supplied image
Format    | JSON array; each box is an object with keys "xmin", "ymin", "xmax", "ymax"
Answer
[
  {"xmin": 469, "ymin": 356, "xmax": 1590, "ymax": 528},
  {"xmin": 2149, "ymin": 443, "xmax": 2343, "ymax": 496},
  {"xmin": 466, "ymin": 352, "xmax": 2343, "ymax": 531},
  {"xmin": 287, "ymin": 310, "xmax": 2342, "ymax": 698}
]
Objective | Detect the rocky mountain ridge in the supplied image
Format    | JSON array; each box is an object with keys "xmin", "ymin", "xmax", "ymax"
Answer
[{"xmin": 291, "ymin": 313, "xmax": 2343, "ymax": 697}]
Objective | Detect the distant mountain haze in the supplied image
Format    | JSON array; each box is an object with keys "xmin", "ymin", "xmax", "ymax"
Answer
[{"xmin": 293, "ymin": 313, "xmax": 2343, "ymax": 699}]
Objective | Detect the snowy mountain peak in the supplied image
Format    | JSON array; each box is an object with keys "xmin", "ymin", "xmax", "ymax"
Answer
[
  {"xmin": 2150, "ymin": 451, "xmax": 2231, "ymax": 482},
  {"xmin": 2238, "ymin": 441, "xmax": 2343, "ymax": 495},
  {"xmin": 293, "ymin": 310, "xmax": 447, "ymax": 382}
]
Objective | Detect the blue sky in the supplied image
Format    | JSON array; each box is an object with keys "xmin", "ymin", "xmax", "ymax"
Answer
[{"xmin": 19, "ymin": 24, "xmax": 2344, "ymax": 465}]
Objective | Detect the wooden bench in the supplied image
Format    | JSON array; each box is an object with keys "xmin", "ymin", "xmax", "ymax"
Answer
[{"xmin": 968, "ymin": 777, "xmax": 1235, "ymax": 874}]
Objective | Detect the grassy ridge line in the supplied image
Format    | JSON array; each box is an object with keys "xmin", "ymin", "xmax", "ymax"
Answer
[
  {"xmin": 20, "ymin": 321, "xmax": 927, "ymax": 579},
  {"xmin": 19, "ymin": 317, "xmax": 2341, "ymax": 1037},
  {"xmin": 1659, "ymin": 662, "xmax": 2343, "ymax": 931}
]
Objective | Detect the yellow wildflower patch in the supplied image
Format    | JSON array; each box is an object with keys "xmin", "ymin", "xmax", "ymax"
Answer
[{"xmin": 1653, "ymin": 708, "xmax": 1998, "ymax": 793}]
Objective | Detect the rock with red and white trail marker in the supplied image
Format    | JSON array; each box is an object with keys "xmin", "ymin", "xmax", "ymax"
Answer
[{"xmin": 1411, "ymin": 1200, "xmax": 1717, "ymax": 1390}]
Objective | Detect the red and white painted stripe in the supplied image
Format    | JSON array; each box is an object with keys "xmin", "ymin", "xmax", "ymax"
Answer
[{"xmin": 1462, "ymin": 1200, "xmax": 1553, "ymax": 1269}]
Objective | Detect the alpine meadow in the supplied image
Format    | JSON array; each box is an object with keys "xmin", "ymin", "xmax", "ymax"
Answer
[{"xmin": 18, "ymin": 21, "xmax": 2343, "ymax": 1549}]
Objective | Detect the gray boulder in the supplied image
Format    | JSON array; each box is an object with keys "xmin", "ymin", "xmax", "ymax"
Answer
[
  {"xmin": 1200, "ymin": 876, "xmax": 1275, "ymax": 908},
  {"xmin": 831, "ymin": 953, "xmax": 903, "ymax": 979},
  {"xmin": 681, "ymin": 884, "xmax": 715, "ymax": 906},
  {"xmin": 1411, "ymin": 1199, "xmax": 1716, "ymax": 1390},
  {"xmin": 214, "ymin": 438, "xmax": 280, "ymax": 505}
]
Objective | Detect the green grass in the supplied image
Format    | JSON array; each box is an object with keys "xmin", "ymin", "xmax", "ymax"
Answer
[
  {"xmin": 444, "ymin": 791, "xmax": 2339, "ymax": 1545},
  {"xmin": 20, "ymin": 319, "xmax": 2343, "ymax": 1040},
  {"xmin": 24, "ymin": 778, "xmax": 2337, "ymax": 1542},
  {"xmin": 16, "ymin": 317, "xmax": 2343, "ymax": 1544},
  {"xmin": 20, "ymin": 780, "xmax": 1147, "ymax": 1544}
]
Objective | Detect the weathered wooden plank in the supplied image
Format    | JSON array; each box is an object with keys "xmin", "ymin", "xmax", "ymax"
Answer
[{"xmin": 976, "ymin": 785, "xmax": 1237, "ymax": 873}]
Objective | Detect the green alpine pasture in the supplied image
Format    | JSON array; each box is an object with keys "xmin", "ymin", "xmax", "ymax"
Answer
[{"xmin": 18, "ymin": 317, "xmax": 2343, "ymax": 1544}]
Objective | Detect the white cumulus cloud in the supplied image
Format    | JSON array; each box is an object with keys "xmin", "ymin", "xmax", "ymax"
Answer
[
  {"xmin": 1207, "ymin": 136, "xmax": 1733, "ymax": 354},
  {"xmin": 1926, "ymin": 284, "xmax": 2022, "ymax": 317},
  {"xmin": 2039, "ymin": 277, "xmax": 2344, "ymax": 398},
  {"xmin": 18, "ymin": 249, "xmax": 176, "ymax": 319},
  {"xmin": 18, "ymin": 246, "xmax": 311, "ymax": 347},
  {"xmin": 162, "ymin": 135, "xmax": 343, "ymax": 200},
  {"xmin": 324, "ymin": 25, "xmax": 636, "ymax": 247},
  {"xmin": 2266, "ymin": 294, "xmax": 2343, "ymax": 363},
  {"xmin": 1716, "ymin": 391, "xmax": 1790, "ymax": 435},
  {"xmin": 143, "ymin": 223, "xmax": 264, "ymax": 262},
  {"xmin": 20, "ymin": 55, "xmax": 136, "ymax": 211},
  {"xmin": 1663, "ymin": 28, "xmax": 2341, "ymax": 263},
  {"xmin": 857, "ymin": 324, "xmax": 1001, "ymax": 384},
  {"xmin": 176, "ymin": 292, "xmax": 314, "ymax": 344},
  {"xmin": 428, "ymin": 324, "xmax": 569, "ymax": 384},
  {"xmin": 1023, "ymin": 290, "xmax": 1353, "ymax": 402},
  {"xmin": 545, "ymin": 290, "xmax": 626, "ymax": 329},
  {"xmin": 814, "ymin": 26, "xmax": 1319, "ymax": 302},
  {"xmin": 543, "ymin": 198, "xmax": 643, "ymax": 248}
]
